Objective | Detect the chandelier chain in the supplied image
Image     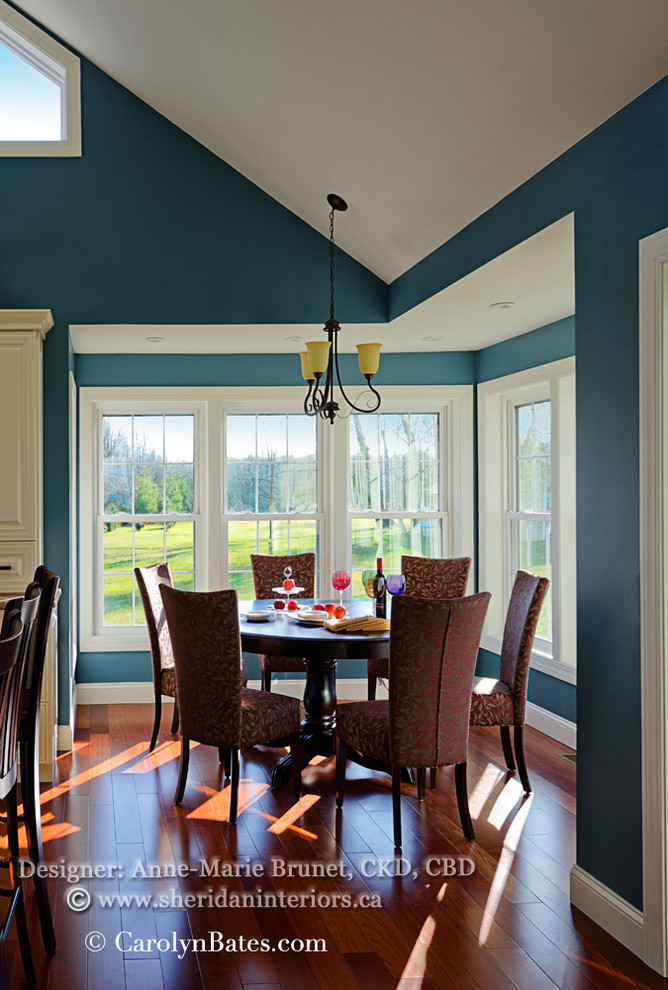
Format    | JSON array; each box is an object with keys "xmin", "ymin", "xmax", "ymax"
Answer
[{"xmin": 329, "ymin": 207, "xmax": 336, "ymax": 321}]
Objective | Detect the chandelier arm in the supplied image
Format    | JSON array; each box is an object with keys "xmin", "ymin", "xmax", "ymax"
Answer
[{"xmin": 332, "ymin": 346, "xmax": 382, "ymax": 414}]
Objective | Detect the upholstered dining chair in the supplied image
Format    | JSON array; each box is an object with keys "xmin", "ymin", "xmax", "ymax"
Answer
[
  {"xmin": 337, "ymin": 591, "xmax": 490, "ymax": 847},
  {"xmin": 135, "ymin": 563, "xmax": 179, "ymax": 751},
  {"xmin": 159, "ymin": 586, "xmax": 301, "ymax": 821},
  {"xmin": 136, "ymin": 563, "xmax": 251, "ymax": 751},
  {"xmin": 469, "ymin": 570, "xmax": 549, "ymax": 793},
  {"xmin": 18, "ymin": 566, "xmax": 60, "ymax": 954},
  {"xmin": 366, "ymin": 554, "xmax": 471, "ymax": 700},
  {"xmin": 250, "ymin": 552, "xmax": 315, "ymax": 691}
]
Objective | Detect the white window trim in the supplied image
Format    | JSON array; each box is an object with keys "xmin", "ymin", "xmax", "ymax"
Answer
[
  {"xmin": 80, "ymin": 384, "xmax": 474, "ymax": 653},
  {"xmin": 0, "ymin": 0, "xmax": 81, "ymax": 157},
  {"xmin": 478, "ymin": 358, "xmax": 576, "ymax": 684}
]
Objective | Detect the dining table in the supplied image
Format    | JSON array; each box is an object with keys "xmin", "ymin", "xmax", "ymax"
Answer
[{"xmin": 238, "ymin": 598, "xmax": 391, "ymax": 788}]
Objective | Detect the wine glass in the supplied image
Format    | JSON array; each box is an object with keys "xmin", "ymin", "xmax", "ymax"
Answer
[
  {"xmin": 332, "ymin": 570, "xmax": 351, "ymax": 608},
  {"xmin": 385, "ymin": 574, "xmax": 406, "ymax": 596},
  {"xmin": 362, "ymin": 568, "xmax": 385, "ymax": 615}
]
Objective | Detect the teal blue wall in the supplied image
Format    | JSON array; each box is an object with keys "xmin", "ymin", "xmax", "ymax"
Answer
[
  {"xmin": 392, "ymin": 76, "xmax": 668, "ymax": 910},
  {"xmin": 476, "ymin": 316, "xmax": 575, "ymax": 382},
  {"xmin": 0, "ymin": 50, "xmax": 385, "ymax": 728}
]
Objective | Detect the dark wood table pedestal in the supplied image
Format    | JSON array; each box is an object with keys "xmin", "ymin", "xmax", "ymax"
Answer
[{"xmin": 240, "ymin": 601, "xmax": 413, "ymax": 789}]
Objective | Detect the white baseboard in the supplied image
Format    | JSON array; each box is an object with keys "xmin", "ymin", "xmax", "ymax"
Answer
[
  {"xmin": 75, "ymin": 677, "xmax": 384, "ymax": 706},
  {"xmin": 571, "ymin": 865, "xmax": 644, "ymax": 960},
  {"xmin": 526, "ymin": 700, "xmax": 576, "ymax": 750}
]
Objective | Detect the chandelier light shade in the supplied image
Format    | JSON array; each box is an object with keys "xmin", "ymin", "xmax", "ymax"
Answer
[{"xmin": 301, "ymin": 194, "xmax": 382, "ymax": 423}]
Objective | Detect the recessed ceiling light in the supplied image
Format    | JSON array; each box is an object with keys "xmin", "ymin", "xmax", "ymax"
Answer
[
  {"xmin": 284, "ymin": 335, "xmax": 304, "ymax": 342},
  {"xmin": 489, "ymin": 301, "xmax": 515, "ymax": 310},
  {"xmin": 145, "ymin": 336, "xmax": 165, "ymax": 343},
  {"xmin": 422, "ymin": 335, "xmax": 443, "ymax": 342}
]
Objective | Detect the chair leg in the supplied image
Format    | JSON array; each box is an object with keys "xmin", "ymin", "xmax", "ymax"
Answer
[
  {"xmin": 392, "ymin": 768, "xmax": 402, "ymax": 848},
  {"xmin": 7, "ymin": 785, "xmax": 35, "ymax": 983},
  {"xmin": 20, "ymin": 735, "xmax": 56, "ymax": 953},
  {"xmin": 174, "ymin": 736, "xmax": 190, "ymax": 805},
  {"xmin": 290, "ymin": 731, "xmax": 302, "ymax": 799},
  {"xmin": 229, "ymin": 750, "xmax": 240, "ymax": 824},
  {"xmin": 500, "ymin": 725, "xmax": 516, "ymax": 771},
  {"xmin": 261, "ymin": 669, "xmax": 272, "ymax": 692},
  {"xmin": 367, "ymin": 673, "xmax": 377, "ymax": 701},
  {"xmin": 514, "ymin": 725, "xmax": 532, "ymax": 793},
  {"xmin": 417, "ymin": 767, "xmax": 426, "ymax": 801},
  {"xmin": 335, "ymin": 738, "xmax": 347, "ymax": 807},
  {"xmin": 219, "ymin": 749, "xmax": 231, "ymax": 776},
  {"xmin": 149, "ymin": 692, "xmax": 162, "ymax": 751},
  {"xmin": 170, "ymin": 701, "xmax": 179, "ymax": 735},
  {"xmin": 429, "ymin": 767, "xmax": 437, "ymax": 790},
  {"xmin": 455, "ymin": 761, "xmax": 475, "ymax": 841}
]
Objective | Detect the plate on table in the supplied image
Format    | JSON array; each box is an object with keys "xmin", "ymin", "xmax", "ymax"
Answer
[
  {"xmin": 271, "ymin": 586, "xmax": 305, "ymax": 596},
  {"xmin": 286, "ymin": 610, "xmax": 327, "ymax": 626},
  {"xmin": 242, "ymin": 611, "xmax": 275, "ymax": 623}
]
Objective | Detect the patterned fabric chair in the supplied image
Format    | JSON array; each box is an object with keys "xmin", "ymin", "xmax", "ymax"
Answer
[
  {"xmin": 469, "ymin": 570, "xmax": 549, "ymax": 793},
  {"xmin": 135, "ymin": 563, "xmax": 180, "ymax": 751},
  {"xmin": 159, "ymin": 586, "xmax": 301, "ymax": 820},
  {"xmin": 136, "ymin": 563, "xmax": 249, "ymax": 751},
  {"xmin": 250, "ymin": 552, "xmax": 315, "ymax": 691},
  {"xmin": 337, "ymin": 591, "xmax": 490, "ymax": 847},
  {"xmin": 367, "ymin": 554, "xmax": 471, "ymax": 700}
]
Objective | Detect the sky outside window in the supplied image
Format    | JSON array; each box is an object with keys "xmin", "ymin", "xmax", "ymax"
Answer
[{"xmin": 0, "ymin": 40, "xmax": 61, "ymax": 140}]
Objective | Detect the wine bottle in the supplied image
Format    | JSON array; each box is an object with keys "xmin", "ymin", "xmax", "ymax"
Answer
[{"xmin": 374, "ymin": 557, "xmax": 386, "ymax": 619}]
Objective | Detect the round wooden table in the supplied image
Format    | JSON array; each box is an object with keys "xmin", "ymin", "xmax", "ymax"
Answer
[{"xmin": 239, "ymin": 599, "xmax": 390, "ymax": 787}]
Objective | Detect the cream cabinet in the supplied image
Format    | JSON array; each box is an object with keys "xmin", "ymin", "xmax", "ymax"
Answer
[{"xmin": 0, "ymin": 309, "xmax": 55, "ymax": 779}]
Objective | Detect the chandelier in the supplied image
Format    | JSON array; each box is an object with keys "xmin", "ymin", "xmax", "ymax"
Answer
[{"xmin": 300, "ymin": 194, "xmax": 382, "ymax": 423}]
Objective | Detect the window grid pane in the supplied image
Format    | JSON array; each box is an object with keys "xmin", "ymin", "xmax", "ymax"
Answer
[
  {"xmin": 226, "ymin": 414, "xmax": 319, "ymax": 596},
  {"xmin": 102, "ymin": 414, "xmax": 196, "ymax": 626}
]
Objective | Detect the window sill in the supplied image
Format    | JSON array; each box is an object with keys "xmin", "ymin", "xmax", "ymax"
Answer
[
  {"xmin": 481, "ymin": 634, "xmax": 577, "ymax": 684},
  {"xmin": 81, "ymin": 629, "xmax": 151, "ymax": 654}
]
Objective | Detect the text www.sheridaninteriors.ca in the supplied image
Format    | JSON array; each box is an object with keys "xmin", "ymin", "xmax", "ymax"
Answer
[{"xmin": 67, "ymin": 886, "xmax": 382, "ymax": 912}]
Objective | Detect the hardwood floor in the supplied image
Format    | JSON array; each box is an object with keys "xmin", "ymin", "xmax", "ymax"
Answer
[{"xmin": 2, "ymin": 702, "xmax": 666, "ymax": 989}]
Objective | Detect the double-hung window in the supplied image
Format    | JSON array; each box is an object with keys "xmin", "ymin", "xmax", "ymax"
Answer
[
  {"xmin": 225, "ymin": 412, "xmax": 320, "ymax": 598},
  {"xmin": 478, "ymin": 358, "xmax": 576, "ymax": 680},
  {"xmin": 80, "ymin": 391, "xmax": 205, "ymax": 652}
]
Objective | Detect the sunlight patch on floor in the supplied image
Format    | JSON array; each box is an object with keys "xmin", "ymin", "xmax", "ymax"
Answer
[
  {"xmin": 478, "ymin": 795, "xmax": 533, "ymax": 944},
  {"xmin": 122, "ymin": 739, "xmax": 181, "ymax": 773},
  {"xmin": 41, "ymin": 742, "xmax": 155, "ymax": 803},
  {"xmin": 469, "ymin": 763, "xmax": 505, "ymax": 819},
  {"xmin": 185, "ymin": 780, "xmax": 269, "ymax": 821},
  {"xmin": 397, "ymin": 913, "xmax": 436, "ymax": 983},
  {"xmin": 487, "ymin": 777, "xmax": 523, "ymax": 829}
]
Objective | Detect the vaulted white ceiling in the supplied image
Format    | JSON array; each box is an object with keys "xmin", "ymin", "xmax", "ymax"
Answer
[{"xmin": 12, "ymin": 0, "xmax": 668, "ymax": 284}]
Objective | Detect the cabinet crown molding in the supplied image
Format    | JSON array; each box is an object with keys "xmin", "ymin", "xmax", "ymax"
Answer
[{"xmin": 0, "ymin": 310, "xmax": 54, "ymax": 338}]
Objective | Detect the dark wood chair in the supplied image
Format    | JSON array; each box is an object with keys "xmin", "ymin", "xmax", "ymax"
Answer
[
  {"xmin": 159, "ymin": 586, "xmax": 301, "ymax": 821},
  {"xmin": 366, "ymin": 554, "xmax": 471, "ymax": 700},
  {"xmin": 250, "ymin": 552, "xmax": 315, "ymax": 691},
  {"xmin": 469, "ymin": 570, "xmax": 550, "ymax": 793},
  {"xmin": 0, "ymin": 600, "xmax": 39, "ymax": 984},
  {"xmin": 18, "ymin": 566, "xmax": 60, "ymax": 954},
  {"xmin": 336, "ymin": 591, "xmax": 490, "ymax": 847}
]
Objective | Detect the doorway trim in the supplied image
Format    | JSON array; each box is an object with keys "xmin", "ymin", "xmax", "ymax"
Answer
[{"xmin": 639, "ymin": 225, "xmax": 668, "ymax": 976}]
